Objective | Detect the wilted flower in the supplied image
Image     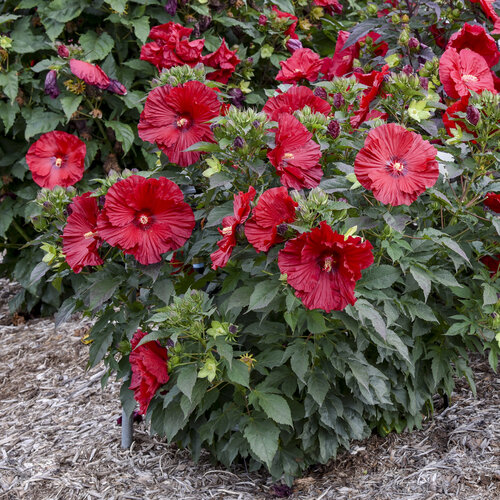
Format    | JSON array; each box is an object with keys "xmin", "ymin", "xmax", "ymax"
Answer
[
  {"xmin": 164, "ymin": 0, "xmax": 177, "ymax": 16},
  {"xmin": 44, "ymin": 70, "xmax": 60, "ymax": 99},
  {"xmin": 327, "ymin": 120, "xmax": 340, "ymax": 139},
  {"xmin": 228, "ymin": 87, "xmax": 245, "ymax": 108},
  {"xmin": 466, "ymin": 105, "xmax": 480, "ymax": 125},
  {"xmin": 259, "ymin": 14, "xmax": 267, "ymax": 25},
  {"xmin": 332, "ymin": 92, "xmax": 345, "ymax": 108},
  {"xmin": 313, "ymin": 87, "xmax": 327, "ymax": 99}
]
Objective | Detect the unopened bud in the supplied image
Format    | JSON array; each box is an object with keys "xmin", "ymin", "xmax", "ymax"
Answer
[
  {"xmin": 233, "ymin": 136, "xmax": 245, "ymax": 149},
  {"xmin": 276, "ymin": 223, "xmax": 289, "ymax": 236},
  {"xmin": 259, "ymin": 14, "xmax": 267, "ymax": 25},
  {"xmin": 402, "ymin": 65, "xmax": 413, "ymax": 76},
  {"xmin": 466, "ymin": 105, "xmax": 480, "ymax": 126},
  {"xmin": 286, "ymin": 38, "xmax": 303, "ymax": 54},
  {"xmin": 314, "ymin": 87, "xmax": 327, "ymax": 99},
  {"xmin": 165, "ymin": 0, "xmax": 177, "ymax": 16},
  {"xmin": 57, "ymin": 44, "xmax": 69, "ymax": 58},
  {"xmin": 327, "ymin": 120, "xmax": 340, "ymax": 139},
  {"xmin": 333, "ymin": 92, "xmax": 345, "ymax": 108},
  {"xmin": 106, "ymin": 79, "xmax": 127, "ymax": 96},
  {"xmin": 44, "ymin": 70, "xmax": 60, "ymax": 99},
  {"xmin": 408, "ymin": 37, "xmax": 420, "ymax": 50}
]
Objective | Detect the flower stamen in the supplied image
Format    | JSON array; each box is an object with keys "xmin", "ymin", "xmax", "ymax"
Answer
[
  {"xmin": 222, "ymin": 226, "xmax": 233, "ymax": 235},
  {"xmin": 283, "ymin": 152, "xmax": 294, "ymax": 160},
  {"xmin": 323, "ymin": 255, "xmax": 335, "ymax": 272},
  {"xmin": 461, "ymin": 74, "xmax": 478, "ymax": 82},
  {"xmin": 139, "ymin": 215, "xmax": 149, "ymax": 225},
  {"xmin": 176, "ymin": 117, "xmax": 189, "ymax": 128},
  {"xmin": 55, "ymin": 157, "xmax": 63, "ymax": 167},
  {"xmin": 83, "ymin": 231, "xmax": 96, "ymax": 239}
]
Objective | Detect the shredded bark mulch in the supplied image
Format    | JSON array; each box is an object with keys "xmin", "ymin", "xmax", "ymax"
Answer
[{"xmin": 0, "ymin": 278, "xmax": 499, "ymax": 499}]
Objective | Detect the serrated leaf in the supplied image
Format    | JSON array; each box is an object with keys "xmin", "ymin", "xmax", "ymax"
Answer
[
  {"xmin": 23, "ymin": 108, "xmax": 61, "ymax": 140},
  {"xmin": 55, "ymin": 297, "xmax": 76, "ymax": 327},
  {"xmin": 483, "ymin": 284, "xmax": 498, "ymax": 306},
  {"xmin": 153, "ymin": 279, "xmax": 174, "ymax": 305},
  {"xmin": 431, "ymin": 269, "xmax": 461, "ymax": 288},
  {"xmin": 0, "ymin": 71, "xmax": 19, "ymax": 102},
  {"xmin": 132, "ymin": 16, "xmax": 150, "ymax": 44},
  {"xmin": 29, "ymin": 261, "xmax": 50, "ymax": 286},
  {"xmin": 105, "ymin": 121, "xmax": 135, "ymax": 154},
  {"xmin": 307, "ymin": 370, "xmax": 329, "ymax": 406},
  {"xmin": 344, "ymin": 18, "xmax": 383, "ymax": 49},
  {"xmin": 360, "ymin": 265, "xmax": 400, "ymax": 290},
  {"xmin": 257, "ymin": 393, "xmax": 293, "ymax": 426},
  {"xmin": 60, "ymin": 94, "xmax": 83, "ymax": 122},
  {"xmin": 227, "ymin": 360, "xmax": 250, "ymax": 388},
  {"xmin": 243, "ymin": 419, "xmax": 279, "ymax": 468},
  {"xmin": 120, "ymin": 383, "xmax": 137, "ymax": 419},
  {"xmin": 89, "ymin": 276, "xmax": 123, "ymax": 309},
  {"xmin": 163, "ymin": 404, "xmax": 187, "ymax": 441},
  {"xmin": 80, "ymin": 31, "xmax": 115, "ymax": 61},
  {"xmin": 107, "ymin": 0, "xmax": 127, "ymax": 13},
  {"xmin": 410, "ymin": 266, "xmax": 431, "ymax": 302},
  {"xmin": 0, "ymin": 101, "xmax": 18, "ymax": 132},
  {"xmin": 176, "ymin": 365, "xmax": 198, "ymax": 401},
  {"xmin": 247, "ymin": 280, "xmax": 280, "ymax": 311},
  {"xmin": 88, "ymin": 328, "xmax": 114, "ymax": 366},
  {"xmin": 215, "ymin": 337, "xmax": 233, "ymax": 368}
]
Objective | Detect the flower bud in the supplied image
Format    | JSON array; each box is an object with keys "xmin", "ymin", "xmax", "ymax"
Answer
[
  {"xmin": 259, "ymin": 14, "xmax": 267, "ymax": 25},
  {"xmin": 57, "ymin": 44, "xmax": 69, "ymax": 58},
  {"xmin": 106, "ymin": 79, "xmax": 127, "ymax": 96},
  {"xmin": 327, "ymin": 120, "xmax": 340, "ymax": 139},
  {"xmin": 233, "ymin": 136, "xmax": 245, "ymax": 149},
  {"xmin": 419, "ymin": 76, "xmax": 429, "ymax": 90},
  {"xmin": 333, "ymin": 92, "xmax": 345, "ymax": 108},
  {"xmin": 401, "ymin": 14, "xmax": 410, "ymax": 23},
  {"xmin": 367, "ymin": 3, "xmax": 378, "ymax": 16},
  {"xmin": 466, "ymin": 105, "xmax": 480, "ymax": 126},
  {"xmin": 392, "ymin": 13, "xmax": 400, "ymax": 24},
  {"xmin": 408, "ymin": 37, "xmax": 420, "ymax": 50},
  {"xmin": 286, "ymin": 38, "xmax": 303, "ymax": 54},
  {"xmin": 314, "ymin": 87, "xmax": 327, "ymax": 99},
  {"xmin": 276, "ymin": 223, "xmax": 289, "ymax": 236},
  {"xmin": 228, "ymin": 87, "xmax": 245, "ymax": 108},
  {"xmin": 165, "ymin": 0, "xmax": 177, "ymax": 16},
  {"xmin": 402, "ymin": 64, "xmax": 413, "ymax": 76},
  {"xmin": 44, "ymin": 70, "xmax": 60, "ymax": 99}
]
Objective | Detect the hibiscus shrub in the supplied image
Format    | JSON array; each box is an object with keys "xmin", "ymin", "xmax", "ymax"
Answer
[{"xmin": 3, "ymin": 0, "xmax": 500, "ymax": 485}]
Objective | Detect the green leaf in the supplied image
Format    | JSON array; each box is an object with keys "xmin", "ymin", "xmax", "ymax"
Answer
[
  {"xmin": 120, "ymin": 383, "xmax": 137, "ymax": 419},
  {"xmin": 306, "ymin": 310, "xmax": 327, "ymax": 334},
  {"xmin": 80, "ymin": 31, "xmax": 115, "ymax": 61},
  {"xmin": 0, "ymin": 14, "xmax": 20, "ymax": 24},
  {"xmin": 88, "ymin": 328, "xmax": 114, "ymax": 366},
  {"xmin": 23, "ymin": 108, "xmax": 61, "ymax": 140},
  {"xmin": 215, "ymin": 337, "xmax": 233, "ymax": 368},
  {"xmin": 431, "ymin": 269, "xmax": 461, "ymax": 288},
  {"xmin": 107, "ymin": 0, "xmax": 127, "ymax": 13},
  {"xmin": 60, "ymin": 94, "xmax": 83, "ymax": 122},
  {"xmin": 105, "ymin": 121, "xmax": 135, "ymax": 154},
  {"xmin": 227, "ymin": 360, "xmax": 250, "ymax": 388},
  {"xmin": 89, "ymin": 276, "xmax": 123, "ymax": 309},
  {"xmin": 410, "ymin": 266, "xmax": 431, "ymax": 302},
  {"xmin": 163, "ymin": 404, "xmax": 187, "ymax": 441},
  {"xmin": 307, "ymin": 370, "xmax": 329, "ymax": 406},
  {"xmin": 132, "ymin": 16, "xmax": 150, "ymax": 44},
  {"xmin": 291, "ymin": 346, "xmax": 309, "ymax": 382},
  {"xmin": 257, "ymin": 393, "xmax": 293, "ymax": 426},
  {"xmin": 176, "ymin": 365, "xmax": 198, "ymax": 401},
  {"xmin": 0, "ymin": 71, "xmax": 19, "ymax": 102},
  {"xmin": 355, "ymin": 299, "xmax": 387, "ymax": 339},
  {"xmin": 360, "ymin": 265, "xmax": 400, "ymax": 290},
  {"xmin": 153, "ymin": 279, "xmax": 174, "ymax": 305},
  {"xmin": 0, "ymin": 101, "xmax": 18, "ymax": 132},
  {"xmin": 243, "ymin": 419, "xmax": 280, "ymax": 468},
  {"xmin": 247, "ymin": 280, "xmax": 280, "ymax": 311},
  {"xmin": 55, "ymin": 297, "xmax": 76, "ymax": 327},
  {"xmin": 29, "ymin": 261, "xmax": 50, "ymax": 286},
  {"xmin": 483, "ymin": 284, "xmax": 498, "ymax": 306}
]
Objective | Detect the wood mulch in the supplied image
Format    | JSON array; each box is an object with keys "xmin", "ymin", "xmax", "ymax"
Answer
[{"xmin": 0, "ymin": 278, "xmax": 499, "ymax": 499}]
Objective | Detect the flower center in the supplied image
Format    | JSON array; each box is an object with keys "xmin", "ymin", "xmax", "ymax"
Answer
[
  {"xmin": 392, "ymin": 161, "xmax": 404, "ymax": 172},
  {"xmin": 462, "ymin": 74, "xmax": 478, "ymax": 82},
  {"xmin": 176, "ymin": 116, "xmax": 191, "ymax": 129},
  {"xmin": 387, "ymin": 158, "xmax": 407, "ymax": 176},
  {"xmin": 83, "ymin": 231, "xmax": 96, "ymax": 239},
  {"xmin": 55, "ymin": 157, "xmax": 63, "ymax": 167},
  {"xmin": 139, "ymin": 214, "xmax": 149, "ymax": 225},
  {"xmin": 222, "ymin": 226, "xmax": 233, "ymax": 235},
  {"xmin": 322, "ymin": 255, "xmax": 336, "ymax": 272},
  {"xmin": 283, "ymin": 153, "xmax": 294, "ymax": 160}
]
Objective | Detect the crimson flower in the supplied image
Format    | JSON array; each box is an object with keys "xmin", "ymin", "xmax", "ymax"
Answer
[
  {"xmin": 313, "ymin": 0, "xmax": 343, "ymax": 14},
  {"xmin": 97, "ymin": 175, "xmax": 195, "ymax": 265},
  {"xmin": 267, "ymin": 114, "xmax": 323, "ymax": 190},
  {"xmin": 69, "ymin": 59, "xmax": 110, "ymax": 89},
  {"xmin": 272, "ymin": 6, "xmax": 299, "ymax": 39},
  {"xmin": 439, "ymin": 48, "xmax": 496, "ymax": 99},
  {"xmin": 484, "ymin": 193, "xmax": 500, "ymax": 213},
  {"xmin": 263, "ymin": 86, "xmax": 330, "ymax": 122},
  {"xmin": 481, "ymin": 254, "xmax": 500, "ymax": 277},
  {"xmin": 138, "ymin": 81, "xmax": 220, "ymax": 167},
  {"xmin": 129, "ymin": 329, "xmax": 169, "ymax": 415},
  {"xmin": 443, "ymin": 96, "xmax": 476, "ymax": 137},
  {"xmin": 62, "ymin": 193, "xmax": 103, "ymax": 273},
  {"xmin": 202, "ymin": 39, "xmax": 241, "ymax": 84},
  {"xmin": 470, "ymin": 0, "xmax": 500, "ymax": 34},
  {"xmin": 211, "ymin": 187, "xmax": 256, "ymax": 270},
  {"xmin": 278, "ymin": 221, "xmax": 374, "ymax": 312},
  {"xmin": 26, "ymin": 131, "xmax": 86, "ymax": 189},
  {"xmin": 321, "ymin": 31, "xmax": 360, "ymax": 79},
  {"xmin": 276, "ymin": 48, "xmax": 322, "ymax": 84},
  {"xmin": 350, "ymin": 65, "xmax": 390, "ymax": 129},
  {"xmin": 354, "ymin": 123, "xmax": 439, "ymax": 206},
  {"xmin": 447, "ymin": 23, "xmax": 500, "ymax": 67},
  {"xmin": 140, "ymin": 22, "xmax": 204, "ymax": 70},
  {"xmin": 245, "ymin": 187, "xmax": 298, "ymax": 253}
]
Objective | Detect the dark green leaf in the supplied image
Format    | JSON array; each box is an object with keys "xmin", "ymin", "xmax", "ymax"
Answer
[
  {"xmin": 257, "ymin": 393, "xmax": 293, "ymax": 427},
  {"xmin": 177, "ymin": 364, "xmax": 198, "ymax": 401},
  {"xmin": 243, "ymin": 419, "xmax": 280, "ymax": 468}
]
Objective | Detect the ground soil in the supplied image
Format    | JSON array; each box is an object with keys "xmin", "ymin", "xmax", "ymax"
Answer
[{"xmin": 0, "ymin": 278, "xmax": 499, "ymax": 499}]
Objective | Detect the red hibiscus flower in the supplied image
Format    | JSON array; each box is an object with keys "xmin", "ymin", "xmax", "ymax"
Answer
[
  {"xmin": 354, "ymin": 123, "xmax": 439, "ymax": 206},
  {"xmin": 138, "ymin": 81, "xmax": 220, "ymax": 167},
  {"xmin": 140, "ymin": 22, "xmax": 204, "ymax": 70},
  {"xmin": 26, "ymin": 131, "xmax": 86, "ymax": 189},
  {"xmin": 447, "ymin": 23, "xmax": 500, "ymax": 67},
  {"xmin": 484, "ymin": 193, "xmax": 500, "ymax": 213},
  {"xmin": 313, "ymin": 0, "xmax": 343, "ymax": 14},
  {"xmin": 276, "ymin": 48, "xmax": 322, "ymax": 84},
  {"xmin": 245, "ymin": 187, "xmax": 298, "ymax": 253},
  {"xmin": 321, "ymin": 30, "xmax": 360, "ymax": 80},
  {"xmin": 267, "ymin": 114, "xmax": 323, "ymax": 190},
  {"xmin": 443, "ymin": 96, "xmax": 476, "ymax": 137},
  {"xmin": 263, "ymin": 86, "xmax": 331, "ymax": 122},
  {"xmin": 211, "ymin": 187, "xmax": 256, "ymax": 270},
  {"xmin": 470, "ymin": 0, "xmax": 500, "ymax": 34},
  {"xmin": 129, "ymin": 329, "xmax": 169, "ymax": 415},
  {"xmin": 202, "ymin": 39, "xmax": 241, "ymax": 84},
  {"xmin": 278, "ymin": 221, "xmax": 374, "ymax": 312},
  {"xmin": 272, "ymin": 6, "xmax": 299, "ymax": 39},
  {"xmin": 429, "ymin": 24, "xmax": 447, "ymax": 49},
  {"xmin": 439, "ymin": 48, "xmax": 496, "ymax": 99},
  {"xmin": 69, "ymin": 59, "xmax": 110, "ymax": 89},
  {"xmin": 481, "ymin": 254, "xmax": 500, "ymax": 277},
  {"xmin": 62, "ymin": 193, "xmax": 103, "ymax": 273},
  {"xmin": 350, "ymin": 64, "xmax": 390, "ymax": 129},
  {"xmin": 97, "ymin": 175, "xmax": 195, "ymax": 265}
]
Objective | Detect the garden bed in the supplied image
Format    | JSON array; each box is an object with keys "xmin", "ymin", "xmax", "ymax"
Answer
[{"xmin": 0, "ymin": 278, "xmax": 498, "ymax": 500}]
